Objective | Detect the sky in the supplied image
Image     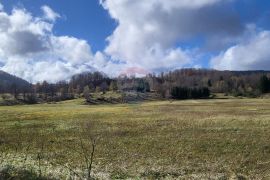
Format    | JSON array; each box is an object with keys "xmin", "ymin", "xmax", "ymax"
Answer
[{"xmin": 0, "ymin": 0, "xmax": 270, "ymax": 82}]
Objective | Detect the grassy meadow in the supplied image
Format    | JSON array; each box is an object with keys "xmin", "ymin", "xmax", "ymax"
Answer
[{"xmin": 0, "ymin": 98, "xmax": 270, "ymax": 179}]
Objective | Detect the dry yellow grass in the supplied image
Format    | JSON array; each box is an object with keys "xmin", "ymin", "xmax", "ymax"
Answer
[{"xmin": 0, "ymin": 99, "xmax": 270, "ymax": 179}]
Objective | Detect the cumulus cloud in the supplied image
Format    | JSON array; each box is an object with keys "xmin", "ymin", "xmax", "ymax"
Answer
[
  {"xmin": 0, "ymin": 5, "xmax": 105, "ymax": 82},
  {"xmin": 50, "ymin": 36, "xmax": 93, "ymax": 64},
  {"xmin": 1, "ymin": 1, "xmax": 269, "ymax": 82},
  {"xmin": 100, "ymin": 0, "xmax": 243, "ymax": 72},
  {"xmin": 211, "ymin": 30, "xmax": 270, "ymax": 70},
  {"xmin": 0, "ymin": 8, "xmax": 51, "ymax": 60}
]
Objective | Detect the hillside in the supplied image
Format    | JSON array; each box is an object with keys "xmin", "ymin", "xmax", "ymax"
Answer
[{"xmin": 0, "ymin": 70, "xmax": 31, "ymax": 93}]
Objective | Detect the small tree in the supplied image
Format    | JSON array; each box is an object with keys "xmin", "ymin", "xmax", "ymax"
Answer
[
  {"xmin": 109, "ymin": 81, "xmax": 118, "ymax": 91},
  {"xmin": 59, "ymin": 87, "xmax": 68, "ymax": 100},
  {"xmin": 11, "ymin": 83, "xmax": 18, "ymax": 99},
  {"xmin": 76, "ymin": 85, "xmax": 83, "ymax": 95},
  {"xmin": 88, "ymin": 83, "xmax": 95, "ymax": 93},
  {"xmin": 136, "ymin": 80, "xmax": 150, "ymax": 92},
  {"xmin": 145, "ymin": 82, "xmax": 150, "ymax": 92},
  {"xmin": 100, "ymin": 82, "xmax": 108, "ymax": 94},
  {"xmin": 83, "ymin": 86, "xmax": 90, "ymax": 100},
  {"xmin": 95, "ymin": 86, "xmax": 101, "ymax": 93},
  {"xmin": 137, "ymin": 79, "xmax": 146, "ymax": 92},
  {"xmin": 207, "ymin": 79, "xmax": 212, "ymax": 87}
]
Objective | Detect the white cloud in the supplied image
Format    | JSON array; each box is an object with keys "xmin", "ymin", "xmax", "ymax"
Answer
[
  {"xmin": 0, "ymin": 8, "xmax": 51, "ymax": 57},
  {"xmin": 41, "ymin": 5, "xmax": 60, "ymax": 21},
  {"xmin": 0, "ymin": 1, "xmax": 268, "ymax": 82},
  {"xmin": 100, "ymin": 0, "xmax": 242, "ymax": 72},
  {"xmin": 211, "ymin": 31, "xmax": 270, "ymax": 70},
  {"xmin": 0, "ymin": 5, "xmax": 108, "ymax": 83},
  {"xmin": 51, "ymin": 36, "xmax": 93, "ymax": 64}
]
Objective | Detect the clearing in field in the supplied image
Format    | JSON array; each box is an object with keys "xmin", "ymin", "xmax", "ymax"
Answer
[{"xmin": 0, "ymin": 99, "xmax": 270, "ymax": 179}]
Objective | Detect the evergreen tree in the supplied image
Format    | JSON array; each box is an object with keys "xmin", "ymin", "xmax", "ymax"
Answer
[{"xmin": 259, "ymin": 75, "xmax": 269, "ymax": 94}]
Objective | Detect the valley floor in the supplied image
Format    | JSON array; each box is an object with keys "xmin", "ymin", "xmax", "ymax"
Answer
[{"xmin": 0, "ymin": 99, "xmax": 270, "ymax": 179}]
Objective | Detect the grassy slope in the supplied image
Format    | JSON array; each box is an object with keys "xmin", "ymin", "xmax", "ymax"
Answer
[{"xmin": 0, "ymin": 99, "xmax": 270, "ymax": 179}]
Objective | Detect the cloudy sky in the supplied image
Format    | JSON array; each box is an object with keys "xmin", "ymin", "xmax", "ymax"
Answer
[{"xmin": 0, "ymin": 0, "xmax": 269, "ymax": 82}]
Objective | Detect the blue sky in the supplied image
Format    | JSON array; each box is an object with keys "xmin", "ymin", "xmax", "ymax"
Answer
[
  {"xmin": 0, "ymin": 0, "xmax": 270, "ymax": 82},
  {"xmin": 1, "ymin": 0, "xmax": 116, "ymax": 52}
]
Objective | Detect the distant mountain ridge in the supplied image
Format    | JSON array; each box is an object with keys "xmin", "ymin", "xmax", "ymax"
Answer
[
  {"xmin": 0, "ymin": 70, "xmax": 31, "ymax": 93},
  {"xmin": 224, "ymin": 70, "xmax": 270, "ymax": 75},
  {"xmin": 1, "ymin": 69, "xmax": 270, "ymax": 87}
]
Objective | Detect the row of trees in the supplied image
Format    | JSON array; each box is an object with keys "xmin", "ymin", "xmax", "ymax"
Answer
[
  {"xmin": 1, "ymin": 69, "xmax": 270, "ymax": 104},
  {"xmin": 144, "ymin": 69, "xmax": 270, "ymax": 98},
  {"xmin": 170, "ymin": 87, "xmax": 210, "ymax": 99}
]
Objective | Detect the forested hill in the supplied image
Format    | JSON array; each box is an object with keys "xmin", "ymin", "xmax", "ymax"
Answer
[
  {"xmin": 0, "ymin": 70, "xmax": 31, "ymax": 93},
  {"xmin": 226, "ymin": 70, "xmax": 270, "ymax": 75}
]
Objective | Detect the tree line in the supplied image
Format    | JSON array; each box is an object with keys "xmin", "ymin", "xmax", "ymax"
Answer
[{"xmin": 1, "ymin": 69, "xmax": 270, "ymax": 104}]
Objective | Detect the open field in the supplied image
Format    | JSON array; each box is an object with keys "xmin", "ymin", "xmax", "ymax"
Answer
[{"xmin": 0, "ymin": 99, "xmax": 270, "ymax": 179}]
